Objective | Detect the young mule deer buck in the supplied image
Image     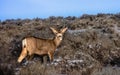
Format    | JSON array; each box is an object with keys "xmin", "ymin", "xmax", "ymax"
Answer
[{"xmin": 17, "ymin": 27, "xmax": 68, "ymax": 63}]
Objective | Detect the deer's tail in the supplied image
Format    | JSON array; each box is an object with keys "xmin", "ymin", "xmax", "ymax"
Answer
[{"xmin": 22, "ymin": 39, "xmax": 27, "ymax": 48}]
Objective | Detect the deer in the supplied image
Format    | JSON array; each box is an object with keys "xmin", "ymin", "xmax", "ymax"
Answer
[{"xmin": 17, "ymin": 27, "xmax": 68, "ymax": 63}]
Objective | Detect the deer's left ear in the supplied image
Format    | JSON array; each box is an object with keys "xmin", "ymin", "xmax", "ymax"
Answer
[{"xmin": 60, "ymin": 27, "xmax": 68, "ymax": 34}]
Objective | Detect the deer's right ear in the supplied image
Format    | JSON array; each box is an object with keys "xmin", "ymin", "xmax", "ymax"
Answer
[
  {"xmin": 50, "ymin": 27, "xmax": 58, "ymax": 34},
  {"xmin": 60, "ymin": 27, "xmax": 68, "ymax": 34}
]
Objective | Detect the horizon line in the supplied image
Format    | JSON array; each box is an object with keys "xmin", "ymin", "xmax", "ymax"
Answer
[{"xmin": 1, "ymin": 12, "xmax": 120, "ymax": 21}]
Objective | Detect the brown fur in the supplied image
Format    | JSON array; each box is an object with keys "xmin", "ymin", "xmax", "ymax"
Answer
[{"xmin": 17, "ymin": 27, "xmax": 67, "ymax": 63}]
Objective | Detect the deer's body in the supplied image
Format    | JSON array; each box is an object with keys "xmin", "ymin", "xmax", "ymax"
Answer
[{"xmin": 17, "ymin": 27, "xmax": 67, "ymax": 63}]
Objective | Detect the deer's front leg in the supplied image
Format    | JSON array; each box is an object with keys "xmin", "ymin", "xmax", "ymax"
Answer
[{"xmin": 48, "ymin": 51, "xmax": 54, "ymax": 62}]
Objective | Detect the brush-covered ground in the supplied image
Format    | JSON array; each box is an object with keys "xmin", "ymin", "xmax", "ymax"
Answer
[{"xmin": 0, "ymin": 13, "xmax": 120, "ymax": 75}]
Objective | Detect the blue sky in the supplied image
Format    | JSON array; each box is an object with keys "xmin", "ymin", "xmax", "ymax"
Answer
[{"xmin": 0, "ymin": 0, "xmax": 120, "ymax": 21}]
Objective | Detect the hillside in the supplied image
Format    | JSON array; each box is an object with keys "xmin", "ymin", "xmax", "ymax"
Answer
[{"xmin": 0, "ymin": 13, "xmax": 120, "ymax": 75}]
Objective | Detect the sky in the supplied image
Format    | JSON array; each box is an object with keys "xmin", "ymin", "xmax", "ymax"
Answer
[{"xmin": 0, "ymin": 0, "xmax": 120, "ymax": 21}]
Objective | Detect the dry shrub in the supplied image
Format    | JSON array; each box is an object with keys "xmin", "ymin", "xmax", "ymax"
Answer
[{"xmin": 0, "ymin": 14, "xmax": 120, "ymax": 75}]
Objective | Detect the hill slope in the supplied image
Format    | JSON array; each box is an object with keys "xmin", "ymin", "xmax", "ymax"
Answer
[{"xmin": 0, "ymin": 13, "xmax": 120, "ymax": 75}]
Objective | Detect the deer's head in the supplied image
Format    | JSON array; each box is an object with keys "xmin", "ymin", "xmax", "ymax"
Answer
[{"xmin": 50, "ymin": 27, "xmax": 68, "ymax": 41}]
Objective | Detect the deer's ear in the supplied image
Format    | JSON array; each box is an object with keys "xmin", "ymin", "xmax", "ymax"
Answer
[
  {"xmin": 60, "ymin": 27, "xmax": 68, "ymax": 33},
  {"xmin": 50, "ymin": 27, "xmax": 58, "ymax": 34}
]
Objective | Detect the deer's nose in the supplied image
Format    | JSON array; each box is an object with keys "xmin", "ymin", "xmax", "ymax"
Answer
[{"xmin": 59, "ymin": 35, "xmax": 62, "ymax": 37}]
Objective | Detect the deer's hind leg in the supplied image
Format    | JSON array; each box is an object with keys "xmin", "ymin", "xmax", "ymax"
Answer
[
  {"xmin": 17, "ymin": 48, "xmax": 27, "ymax": 63},
  {"xmin": 27, "ymin": 54, "xmax": 34, "ymax": 61},
  {"xmin": 27, "ymin": 51, "xmax": 34, "ymax": 61}
]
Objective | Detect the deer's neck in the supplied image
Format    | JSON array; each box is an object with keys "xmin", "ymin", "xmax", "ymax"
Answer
[{"xmin": 53, "ymin": 38, "xmax": 62, "ymax": 47}]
